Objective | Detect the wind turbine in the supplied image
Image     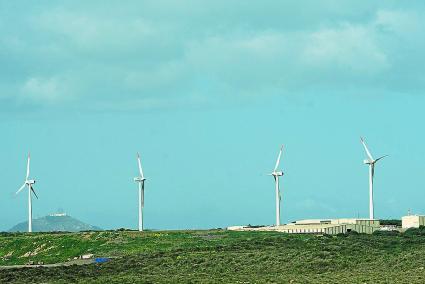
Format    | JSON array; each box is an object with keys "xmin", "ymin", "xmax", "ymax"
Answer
[
  {"xmin": 268, "ymin": 145, "xmax": 284, "ymax": 226},
  {"xmin": 360, "ymin": 137, "xmax": 387, "ymax": 220},
  {"xmin": 16, "ymin": 153, "xmax": 38, "ymax": 233},
  {"xmin": 134, "ymin": 153, "xmax": 146, "ymax": 231}
]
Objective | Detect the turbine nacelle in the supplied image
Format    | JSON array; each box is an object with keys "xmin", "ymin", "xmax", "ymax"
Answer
[
  {"xmin": 134, "ymin": 177, "xmax": 146, "ymax": 182},
  {"xmin": 26, "ymin": 180, "xmax": 36, "ymax": 185},
  {"xmin": 363, "ymin": 159, "xmax": 372, "ymax": 165},
  {"xmin": 271, "ymin": 171, "xmax": 284, "ymax": 176}
]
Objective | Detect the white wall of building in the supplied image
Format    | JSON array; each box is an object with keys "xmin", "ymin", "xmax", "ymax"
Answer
[{"xmin": 402, "ymin": 215, "xmax": 425, "ymax": 229}]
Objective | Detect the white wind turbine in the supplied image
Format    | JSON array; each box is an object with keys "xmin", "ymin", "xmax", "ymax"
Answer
[
  {"xmin": 360, "ymin": 137, "xmax": 387, "ymax": 220},
  {"xmin": 134, "ymin": 153, "xmax": 146, "ymax": 231},
  {"xmin": 268, "ymin": 145, "xmax": 284, "ymax": 226},
  {"xmin": 16, "ymin": 153, "xmax": 38, "ymax": 233}
]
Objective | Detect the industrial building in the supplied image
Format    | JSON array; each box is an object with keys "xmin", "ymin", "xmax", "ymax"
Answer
[
  {"xmin": 402, "ymin": 215, "xmax": 425, "ymax": 229},
  {"xmin": 284, "ymin": 218, "xmax": 380, "ymax": 234},
  {"xmin": 227, "ymin": 218, "xmax": 381, "ymax": 235}
]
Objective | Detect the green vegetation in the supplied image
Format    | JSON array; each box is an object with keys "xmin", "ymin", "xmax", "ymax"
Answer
[
  {"xmin": 405, "ymin": 226, "xmax": 425, "ymax": 236},
  {"xmin": 1, "ymin": 230, "xmax": 425, "ymax": 283}
]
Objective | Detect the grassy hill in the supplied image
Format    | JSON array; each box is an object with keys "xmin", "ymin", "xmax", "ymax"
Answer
[
  {"xmin": 8, "ymin": 215, "xmax": 101, "ymax": 233},
  {"xmin": 1, "ymin": 230, "xmax": 425, "ymax": 283}
]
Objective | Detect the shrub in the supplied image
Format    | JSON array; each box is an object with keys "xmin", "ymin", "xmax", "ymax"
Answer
[
  {"xmin": 336, "ymin": 231, "xmax": 359, "ymax": 238},
  {"xmin": 372, "ymin": 230, "xmax": 400, "ymax": 236},
  {"xmin": 404, "ymin": 226, "xmax": 425, "ymax": 236}
]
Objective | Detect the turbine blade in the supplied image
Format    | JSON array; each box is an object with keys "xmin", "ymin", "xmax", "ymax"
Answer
[
  {"xmin": 360, "ymin": 137, "xmax": 374, "ymax": 161},
  {"xmin": 274, "ymin": 145, "xmax": 284, "ymax": 171},
  {"xmin": 30, "ymin": 186, "xmax": 38, "ymax": 199},
  {"xmin": 375, "ymin": 155, "xmax": 388, "ymax": 162},
  {"xmin": 16, "ymin": 183, "xmax": 26, "ymax": 194},
  {"xmin": 26, "ymin": 153, "xmax": 31, "ymax": 180},
  {"xmin": 137, "ymin": 153, "xmax": 144, "ymax": 178},
  {"xmin": 371, "ymin": 165, "xmax": 375, "ymax": 180}
]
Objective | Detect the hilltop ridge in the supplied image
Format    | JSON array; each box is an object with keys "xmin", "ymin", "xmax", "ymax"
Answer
[{"xmin": 8, "ymin": 214, "xmax": 101, "ymax": 232}]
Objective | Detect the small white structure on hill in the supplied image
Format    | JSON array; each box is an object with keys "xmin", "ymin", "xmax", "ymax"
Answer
[
  {"xmin": 49, "ymin": 212, "xmax": 67, "ymax": 217},
  {"xmin": 402, "ymin": 215, "xmax": 425, "ymax": 229}
]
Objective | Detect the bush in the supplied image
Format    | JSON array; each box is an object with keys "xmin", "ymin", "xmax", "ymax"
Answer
[
  {"xmin": 372, "ymin": 230, "xmax": 400, "ymax": 236},
  {"xmin": 335, "ymin": 231, "xmax": 359, "ymax": 238},
  {"xmin": 404, "ymin": 226, "xmax": 425, "ymax": 236}
]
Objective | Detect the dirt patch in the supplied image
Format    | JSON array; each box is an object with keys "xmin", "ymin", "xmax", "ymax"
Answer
[{"xmin": 19, "ymin": 243, "xmax": 55, "ymax": 258}]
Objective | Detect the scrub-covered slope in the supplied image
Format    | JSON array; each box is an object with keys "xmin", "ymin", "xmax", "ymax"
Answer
[{"xmin": 1, "ymin": 230, "xmax": 425, "ymax": 283}]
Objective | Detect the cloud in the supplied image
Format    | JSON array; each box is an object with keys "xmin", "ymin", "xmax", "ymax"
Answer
[
  {"xmin": 21, "ymin": 77, "xmax": 65, "ymax": 103},
  {"xmin": 303, "ymin": 24, "xmax": 389, "ymax": 73},
  {"xmin": 36, "ymin": 11, "xmax": 158, "ymax": 54},
  {"xmin": 182, "ymin": 32, "xmax": 289, "ymax": 91},
  {"xmin": 375, "ymin": 10, "xmax": 422, "ymax": 36},
  {"xmin": 1, "ymin": 2, "xmax": 425, "ymax": 111}
]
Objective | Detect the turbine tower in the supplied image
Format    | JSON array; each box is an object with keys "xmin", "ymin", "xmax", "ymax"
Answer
[
  {"xmin": 269, "ymin": 145, "xmax": 284, "ymax": 226},
  {"xmin": 360, "ymin": 137, "xmax": 387, "ymax": 220},
  {"xmin": 16, "ymin": 153, "xmax": 38, "ymax": 233},
  {"xmin": 134, "ymin": 153, "xmax": 146, "ymax": 231}
]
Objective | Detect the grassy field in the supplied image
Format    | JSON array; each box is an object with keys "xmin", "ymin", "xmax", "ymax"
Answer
[{"xmin": 1, "ymin": 229, "xmax": 425, "ymax": 283}]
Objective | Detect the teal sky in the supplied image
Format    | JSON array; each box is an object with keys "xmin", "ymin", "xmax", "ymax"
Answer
[{"xmin": 1, "ymin": 1, "xmax": 425, "ymax": 231}]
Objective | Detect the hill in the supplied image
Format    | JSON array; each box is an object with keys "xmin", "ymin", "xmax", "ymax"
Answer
[
  {"xmin": 8, "ymin": 214, "xmax": 101, "ymax": 233},
  {"xmin": 1, "ymin": 230, "xmax": 425, "ymax": 283}
]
